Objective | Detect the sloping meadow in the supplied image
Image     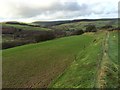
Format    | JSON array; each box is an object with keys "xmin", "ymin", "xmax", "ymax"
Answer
[{"xmin": 3, "ymin": 33, "xmax": 95, "ymax": 88}]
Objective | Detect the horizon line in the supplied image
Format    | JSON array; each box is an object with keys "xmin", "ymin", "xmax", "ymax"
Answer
[{"xmin": 0, "ymin": 17, "xmax": 118, "ymax": 23}]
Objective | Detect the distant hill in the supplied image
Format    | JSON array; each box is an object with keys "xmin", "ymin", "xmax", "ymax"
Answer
[
  {"xmin": 32, "ymin": 18, "xmax": 118, "ymax": 27},
  {"xmin": 32, "ymin": 20, "xmax": 72, "ymax": 27},
  {"xmin": 3, "ymin": 21, "xmax": 40, "ymax": 27},
  {"xmin": 2, "ymin": 18, "xmax": 118, "ymax": 27}
]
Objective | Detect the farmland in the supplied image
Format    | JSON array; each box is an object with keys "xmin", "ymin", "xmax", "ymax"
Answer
[
  {"xmin": 49, "ymin": 31, "xmax": 119, "ymax": 88},
  {"xmin": 2, "ymin": 19, "xmax": 118, "ymax": 49},
  {"xmin": 3, "ymin": 33, "xmax": 96, "ymax": 88},
  {"xmin": 2, "ymin": 19, "xmax": 119, "ymax": 88}
]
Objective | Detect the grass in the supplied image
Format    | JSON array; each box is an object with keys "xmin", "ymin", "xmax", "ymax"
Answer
[
  {"xmin": 108, "ymin": 31, "xmax": 118, "ymax": 64},
  {"xmin": 2, "ymin": 31, "xmax": 118, "ymax": 88},
  {"xmin": 50, "ymin": 31, "xmax": 119, "ymax": 88},
  {"xmin": 2, "ymin": 23, "xmax": 51, "ymax": 31},
  {"xmin": 3, "ymin": 33, "xmax": 95, "ymax": 88},
  {"xmin": 95, "ymin": 31, "xmax": 119, "ymax": 88},
  {"xmin": 104, "ymin": 31, "xmax": 119, "ymax": 88},
  {"xmin": 49, "ymin": 31, "xmax": 104, "ymax": 88}
]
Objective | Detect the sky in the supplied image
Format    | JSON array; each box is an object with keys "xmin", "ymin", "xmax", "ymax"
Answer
[{"xmin": 0, "ymin": 0, "xmax": 119, "ymax": 22}]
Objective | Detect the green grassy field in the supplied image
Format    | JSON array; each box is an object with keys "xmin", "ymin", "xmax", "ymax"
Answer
[
  {"xmin": 49, "ymin": 31, "xmax": 119, "ymax": 88},
  {"xmin": 3, "ymin": 33, "xmax": 96, "ymax": 88},
  {"xmin": 2, "ymin": 31, "xmax": 118, "ymax": 88},
  {"xmin": 49, "ymin": 32, "xmax": 104, "ymax": 88},
  {"xmin": 104, "ymin": 31, "xmax": 118, "ymax": 87}
]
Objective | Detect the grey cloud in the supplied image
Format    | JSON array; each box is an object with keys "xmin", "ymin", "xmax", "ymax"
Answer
[
  {"xmin": 7, "ymin": 1, "xmax": 117, "ymax": 20},
  {"xmin": 14, "ymin": 1, "xmax": 90, "ymax": 18}
]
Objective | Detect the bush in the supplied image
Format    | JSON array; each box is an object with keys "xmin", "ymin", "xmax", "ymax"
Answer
[
  {"xmin": 71, "ymin": 29, "xmax": 84, "ymax": 35},
  {"xmin": 85, "ymin": 24, "xmax": 97, "ymax": 32}
]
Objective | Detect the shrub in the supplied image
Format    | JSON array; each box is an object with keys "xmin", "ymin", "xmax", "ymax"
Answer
[
  {"xmin": 71, "ymin": 29, "xmax": 84, "ymax": 35},
  {"xmin": 85, "ymin": 24, "xmax": 97, "ymax": 32}
]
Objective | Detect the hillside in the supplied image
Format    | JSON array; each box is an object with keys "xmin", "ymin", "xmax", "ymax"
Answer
[
  {"xmin": 3, "ymin": 31, "xmax": 118, "ymax": 88},
  {"xmin": 51, "ymin": 19, "xmax": 118, "ymax": 31},
  {"xmin": 3, "ymin": 33, "xmax": 95, "ymax": 88},
  {"xmin": 32, "ymin": 18, "xmax": 118, "ymax": 27},
  {"xmin": 50, "ymin": 31, "xmax": 118, "ymax": 88},
  {"xmin": 2, "ymin": 23, "xmax": 55, "ymax": 49},
  {"xmin": 2, "ymin": 23, "xmax": 51, "ymax": 31}
]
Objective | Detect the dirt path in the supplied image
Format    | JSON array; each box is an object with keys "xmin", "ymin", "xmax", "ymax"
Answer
[{"xmin": 96, "ymin": 31, "xmax": 110, "ymax": 88}]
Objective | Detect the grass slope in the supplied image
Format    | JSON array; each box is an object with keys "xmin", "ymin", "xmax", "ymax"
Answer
[
  {"xmin": 96, "ymin": 31, "xmax": 118, "ymax": 88},
  {"xmin": 50, "ymin": 32, "xmax": 104, "ymax": 88},
  {"xmin": 3, "ymin": 33, "xmax": 95, "ymax": 88},
  {"xmin": 3, "ymin": 31, "xmax": 118, "ymax": 88},
  {"xmin": 104, "ymin": 31, "xmax": 118, "ymax": 88},
  {"xmin": 50, "ymin": 31, "xmax": 119, "ymax": 88}
]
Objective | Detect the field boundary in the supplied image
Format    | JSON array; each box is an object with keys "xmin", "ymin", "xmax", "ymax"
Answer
[{"xmin": 96, "ymin": 31, "xmax": 110, "ymax": 88}]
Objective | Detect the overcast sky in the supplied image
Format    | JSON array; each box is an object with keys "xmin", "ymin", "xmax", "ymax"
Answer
[{"xmin": 0, "ymin": 0, "xmax": 119, "ymax": 22}]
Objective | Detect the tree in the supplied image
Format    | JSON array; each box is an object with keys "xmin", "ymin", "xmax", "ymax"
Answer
[
  {"xmin": 71, "ymin": 29, "xmax": 84, "ymax": 35},
  {"xmin": 85, "ymin": 24, "xmax": 97, "ymax": 32}
]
